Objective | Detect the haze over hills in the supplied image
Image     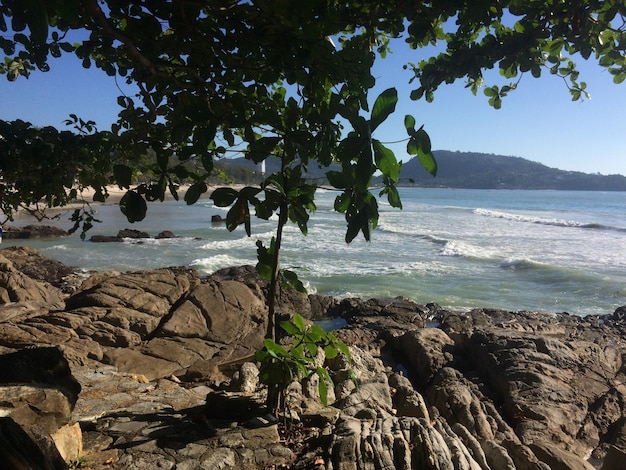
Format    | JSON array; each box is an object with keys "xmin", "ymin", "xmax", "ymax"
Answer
[{"xmin": 215, "ymin": 151, "xmax": 626, "ymax": 191}]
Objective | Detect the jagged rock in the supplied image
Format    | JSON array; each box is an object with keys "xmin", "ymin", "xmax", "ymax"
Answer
[
  {"xmin": 117, "ymin": 228, "xmax": 150, "ymax": 238},
  {"xmin": 209, "ymin": 264, "xmax": 312, "ymax": 319},
  {"xmin": 529, "ymin": 441, "xmax": 596, "ymax": 470},
  {"xmin": 0, "ymin": 347, "xmax": 81, "ymax": 435},
  {"xmin": 0, "ymin": 246, "xmax": 77, "ymax": 288},
  {"xmin": 89, "ymin": 234, "xmax": 122, "ymax": 242},
  {"xmin": 158, "ymin": 279, "xmax": 266, "ymax": 344},
  {"xmin": 0, "ymin": 248, "xmax": 66, "ymax": 312},
  {"xmin": 51, "ymin": 422, "xmax": 82, "ymax": 463},
  {"xmin": 0, "ymin": 346, "xmax": 81, "ymax": 404},
  {"xmin": 1, "ymin": 224, "xmax": 68, "ymax": 239},
  {"xmin": 427, "ymin": 367, "xmax": 499, "ymax": 441},
  {"xmin": 156, "ymin": 230, "xmax": 176, "ymax": 238},
  {"xmin": 0, "ymin": 250, "xmax": 624, "ymax": 468},
  {"xmin": 388, "ymin": 372, "xmax": 429, "ymax": 419},
  {"xmin": 0, "ymin": 417, "xmax": 68, "ymax": 470},
  {"xmin": 65, "ymin": 267, "xmax": 198, "ymax": 313},
  {"xmin": 394, "ymin": 327, "xmax": 455, "ymax": 385},
  {"xmin": 230, "ymin": 362, "xmax": 259, "ymax": 393}
]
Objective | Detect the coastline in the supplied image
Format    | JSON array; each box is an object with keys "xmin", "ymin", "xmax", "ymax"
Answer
[{"xmin": 4, "ymin": 183, "xmax": 241, "ymax": 217}]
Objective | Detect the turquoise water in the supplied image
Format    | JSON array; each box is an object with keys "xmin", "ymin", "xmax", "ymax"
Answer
[{"xmin": 5, "ymin": 188, "xmax": 626, "ymax": 316}]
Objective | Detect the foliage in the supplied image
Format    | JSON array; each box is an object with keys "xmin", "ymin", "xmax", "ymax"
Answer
[
  {"xmin": 2, "ymin": 1, "xmax": 624, "ymax": 231},
  {"xmin": 67, "ymin": 457, "xmax": 88, "ymax": 469},
  {"xmin": 254, "ymin": 313, "xmax": 355, "ymax": 412},
  {"xmin": 2, "ymin": 0, "xmax": 623, "ymax": 412}
]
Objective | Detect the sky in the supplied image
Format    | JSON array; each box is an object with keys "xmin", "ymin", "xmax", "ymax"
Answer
[{"xmin": 1, "ymin": 37, "xmax": 625, "ymax": 176}]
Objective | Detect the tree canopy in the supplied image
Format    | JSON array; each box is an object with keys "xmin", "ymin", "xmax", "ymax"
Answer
[{"xmin": 1, "ymin": 0, "xmax": 625, "ymax": 236}]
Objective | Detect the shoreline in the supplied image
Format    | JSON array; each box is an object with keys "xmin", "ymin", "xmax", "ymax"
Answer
[{"xmin": 2, "ymin": 183, "xmax": 244, "ymax": 222}]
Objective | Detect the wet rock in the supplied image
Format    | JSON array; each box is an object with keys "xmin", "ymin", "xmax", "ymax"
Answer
[
  {"xmin": 1, "ymin": 224, "xmax": 68, "ymax": 239},
  {"xmin": 117, "ymin": 228, "xmax": 150, "ymax": 238},
  {"xmin": 156, "ymin": 230, "xmax": 176, "ymax": 238},
  {"xmin": 89, "ymin": 234, "xmax": 122, "ymax": 242}
]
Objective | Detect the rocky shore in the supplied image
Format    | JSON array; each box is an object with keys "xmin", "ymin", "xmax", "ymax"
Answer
[{"xmin": 0, "ymin": 245, "xmax": 625, "ymax": 469}]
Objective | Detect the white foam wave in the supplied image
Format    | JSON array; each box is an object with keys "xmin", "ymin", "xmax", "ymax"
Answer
[
  {"xmin": 499, "ymin": 257, "xmax": 545, "ymax": 270},
  {"xmin": 122, "ymin": 236, "xmax": 197, "ymax": 245},
  {"xmin": 199, "ymin": 230, "xmax": 275, "ymax": 250},
  {"xmin": 474, "ymin": 208, "xmax": 587, "ymax": 228},
  {"xmin": 440, "ymin": 240, "xmax": 493, "ymax": 259},
  {"xmin": 46, "ymin": 244, "xmax": 70, "ymax": 251},
  {"xmin": 190, "ymin": 254, "xmax": 253, "ymax": 273}
]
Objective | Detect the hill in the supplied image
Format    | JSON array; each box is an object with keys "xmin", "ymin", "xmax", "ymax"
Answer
[
  {"xmin": 393, "ymin": 150, "xmax": 626, "ymax": 190},
  {"xmin": 213, "ymin": 152, "xmax": 626, "ymax": 191}
]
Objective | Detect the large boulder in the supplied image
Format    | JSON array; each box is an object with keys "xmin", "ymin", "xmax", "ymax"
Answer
[
  {"xmin": 0, "ymin": 347, "xmax": 81, "ymax": 469},
  {"xmin": 0, "ymin": 347, "xmax": 81, "ymax": 432},
  {"xmin": 1, "ymin": 225, "xmax": 68, "ymax": 239},
  {"xmin": 0, "ymin": 246, "xmax": 77, "ymax": 288},
  {"xmin": 0, "ymin": 248, "xmax": 67, "ymax": 314},
  {"xmin": 0, "ymin": 417, "xmax": 68, "ymax": 470}
]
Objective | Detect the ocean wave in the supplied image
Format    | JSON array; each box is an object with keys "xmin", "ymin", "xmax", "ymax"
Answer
[
  {"xmin": 499, "ymin": 258, "xmax": 547, "ymax": 270},
  {"xmin": 474, "ymin": 208, "xmax": 625, "ymax": 232},
  {"xmin": 497, "ymin": 257, "xmax": 602, "ymax": 285},
  {"xmin": 199, "ymin": 230, "xmax": 275, "ymax": 250},
  {"xmin": 440, "ymin": 240, "xmax": 494, "ymax": 260},
  {"xmin": 474, "ymin": 208, "xmax": 586, "ymax": 227},
  {"xmin": 190, "ymin": 254, "xmax": 254, "ymax": 273},
  {"xmin": 122, "ymin": 236, "xmax": 198, "ymax": 245}
]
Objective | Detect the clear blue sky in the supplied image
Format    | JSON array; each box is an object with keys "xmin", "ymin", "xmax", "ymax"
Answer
[{"xmin": 1, "ymin": 38, "xmax": 625, "ymax": 176}]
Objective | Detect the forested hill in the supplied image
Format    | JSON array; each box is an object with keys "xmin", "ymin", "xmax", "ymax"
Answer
[
  {"xmin": 392, "ymin": 150, "xmax": 626, "ymax": 191},
  {"xmin": 215, "ymin": 152, "xmax": 626, "ymax": 191}
]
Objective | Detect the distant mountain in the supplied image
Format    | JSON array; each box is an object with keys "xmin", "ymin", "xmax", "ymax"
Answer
[
  {"xmin": 216, "ymin": 151, "xmax": 626, "ymax": 191},
  {"xmin": 390, "ymin": 150, "xmax": 626, "ymax": 191},
  {"xmin": 213, "ymin": 156, "xmax": 337, "ymax": 184}
]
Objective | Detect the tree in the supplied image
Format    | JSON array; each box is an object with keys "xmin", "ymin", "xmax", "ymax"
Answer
[{"xmin": 1, "ymin": 0, "xmax": 625, "ymax": 412}]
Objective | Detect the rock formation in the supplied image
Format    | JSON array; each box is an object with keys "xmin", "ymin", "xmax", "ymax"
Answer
[{"xmin": 0, "ymin": 246, "xmax": 624, "ymax": 469}]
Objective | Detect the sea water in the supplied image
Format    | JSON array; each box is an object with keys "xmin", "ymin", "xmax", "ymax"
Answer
[{"xmin": 6, "ymin": 188, "xmax": 626, "ymax": 316}]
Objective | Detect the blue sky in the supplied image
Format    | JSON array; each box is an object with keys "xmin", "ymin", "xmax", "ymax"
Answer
[{"xmin": 1, "ymin": 38, "xmax": 625, "ymax": 176}]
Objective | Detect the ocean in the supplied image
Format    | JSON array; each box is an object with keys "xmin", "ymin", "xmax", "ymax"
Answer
[{"xmin": 5, "ymin": 188, "xmax": 626, "ymax": 317}]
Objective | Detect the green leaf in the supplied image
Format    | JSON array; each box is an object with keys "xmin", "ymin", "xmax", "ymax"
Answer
[
  {"xmin": 119, "ymin": 190, "xmax": 147, "ymax": 223},
  {"xmin": 201, "ymin": 153, "xmax": 213, "ymax": 173},
  {"xmin": 404, "ymin": 115, "xmax": 417, "ymax": 137},
  {"xmin": 113, "ymin": 164, "xmax": 132, "ymax": 188},
  {"xmin": 248, "ymin": 136, "xmax": 280, "ymax": 163},
  {"xmin": 385, "ymin": 184, "xmax": 402, "ymax": 209},
  {"xmin": 226, "ymin": 199, "xmax": 251, "ymax": 234},
  {"xmin": 326, "ymin": 170, "xmax": 347, "ymax": 189},
  {"xmin": 25, "ymin": 0, "xmax": 48, "ymax": 45},
  {"xmin": 184, "ymin": 182, "xmax": 207, "ymax": 205},
  {"xmin": 324, "ymin": 344, "xmax": 339, "ymax": 359},
  {"xmin": 316, "ymin": 367, "xmax": 332, "ymax": 406},
  {"xmin": 373, "ymin": 140, "xmax": 400, "ymax": 182},
  {"xmin": 282, "ymin": 269, "xmax": 306, "ymax": 293},
  {"xmin": 369, "ymin": 87, "xmax": 398, "ymax": 132},
  {"xmin": 292, "ymin": 313, "xmax": 306, "ymax": 333},
  {"xmin": 418, "ymin": 152, "xmax": 437, "ymax": 177},
  {"xmin": 210, "ymin": 187, "xmax": 239, "ymax": 207},
  {"xmin": 335, "ymin": 341, "xmax": 352, "ymax": 362},
  {"xmin": 334, "ymin": 192, "xmax": 351, "ymax": 213},
  {"xmin": 414, "ymin": 128, "xmax": 431, "ymax": 153},
  {"xmin": 280, "ymin": 321, "xmax": 300, "ymax": 336},
  {"xmin": 483, "ymin": 86, "xmax": 498, "ymax": 97},
  {"xmin": 264, "ymin": 339, "xmax": 288, "ymax": 358}
]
